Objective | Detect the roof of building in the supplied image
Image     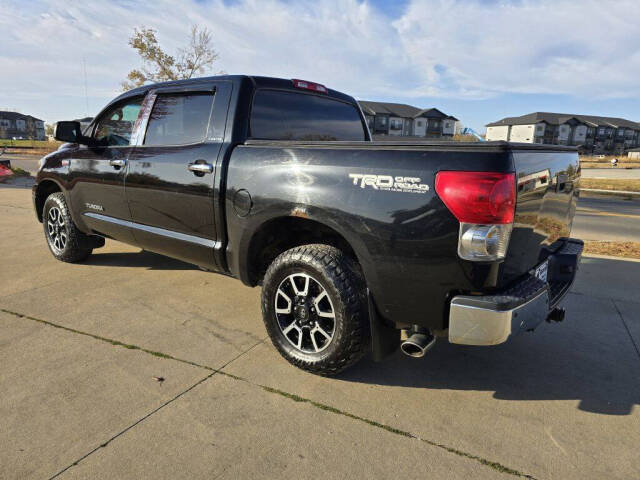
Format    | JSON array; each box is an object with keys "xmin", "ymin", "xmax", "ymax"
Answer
[
  {"xmin": 487, "ymin": 112, "xmax": 640, "ymax": 129},
  {"xmin": 358, "ymin": 101, "xmax": 457, "ymax": 120},
  {"xmin": 0, "ymin": 111, "xmax": 44, "ymax": 123}
]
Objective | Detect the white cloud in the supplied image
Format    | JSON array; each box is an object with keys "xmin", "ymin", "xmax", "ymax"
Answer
[{"xmin": 1, "ymin": 0, "xmax": 638, "ymax": 123}]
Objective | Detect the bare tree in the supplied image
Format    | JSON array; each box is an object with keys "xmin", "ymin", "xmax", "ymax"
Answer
[{"xmin": 122, "ymin": 25, "xmax": 222, "ymax": 91}]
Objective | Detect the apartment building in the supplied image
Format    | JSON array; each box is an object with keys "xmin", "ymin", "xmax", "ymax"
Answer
[
  {"xmin": 358, "ymin": 101, "xmax": 458, "ymax": 138},
  {"xmin": 0, "ymin": 111, "xmax": 46, "ymax": 140},
  {"xmin": 486, "ymin": 112, "xmax": 640, "ymax": 154}
]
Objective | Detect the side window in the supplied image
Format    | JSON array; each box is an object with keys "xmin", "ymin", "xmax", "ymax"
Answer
[
  {"xmin": 144, "ymin": 93, "xmax": 214, "ymax": 146},
  {"xmin": 94, "ymin": 98, "xmax": 143, "ymax": 146}
]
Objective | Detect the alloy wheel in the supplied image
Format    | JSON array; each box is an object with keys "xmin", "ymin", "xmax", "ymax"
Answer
[
  {"xmin": 274, "ymin": 273, "xmax": 336, "ymax": 353},
  {"xmin": 46, "ymin": 207, "xmax": 67, "ymax": 252}
]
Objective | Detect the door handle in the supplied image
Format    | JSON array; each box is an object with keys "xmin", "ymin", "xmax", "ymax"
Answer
[
  {"xmin": 109, "ymin": 159, "xmax": 126, "ymax": 168},
  {"xmin": 188, "ymin": 162, "xmax": 213, "ymax": 174}
]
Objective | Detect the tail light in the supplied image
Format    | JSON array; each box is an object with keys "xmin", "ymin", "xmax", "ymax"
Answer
[{"xmin": 435, "ymin": 171, "xmax": 516, "ymax": 261}]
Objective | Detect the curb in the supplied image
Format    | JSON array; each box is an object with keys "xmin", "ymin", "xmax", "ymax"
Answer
[
  {"xmin": 581, "ymin": 188, "xmax": 640, "ymax": 197},
  {"xmin": 582, "ymin": 253, "xmax": 640, "ymax": 263}
]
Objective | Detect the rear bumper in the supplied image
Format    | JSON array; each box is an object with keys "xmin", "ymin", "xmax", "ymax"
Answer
[{"xmin": 448, "ymin": 238, "xmax": 583, "ymax": 346}]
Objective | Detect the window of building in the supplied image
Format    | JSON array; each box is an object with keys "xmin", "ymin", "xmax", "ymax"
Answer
[
  {"xmin": 617, "ymin": 129, "xmax": 624, "ymax": 136},
  {"xmin": 16, "ymin": 119, "xmax": 26, "ymax": 131},
  {"xmin": 416, "ymin": 120, "xmax": 423, "ymax": 127},
  {"xmin": 250, "ymin": 90, "xmax": 365, "ymax": 141},
  {"xmin": 537, "ymin": 125, "xmax": 544, "ymax": 131},
  {"xmin": 445, "ymin": 122, "xmax": 451, "ymax": 128},
  {"xmin": 144, "ymin": 93, "xmax": 214, "ymax": 146},
  {"xmin": 598, "ymin": 128, "xmax": 605, "ymax": 135},
  {"xmin": 0, "ymin": 119, "xmax": 10, "ymax": 128},
  {"xmin": 432, "ymin": 120, "xmax": 439, "ymax": 128},
  {"xmin": 94, "ymin": 97, "xmax": 143, "ymax": 146},
  {"xmin": 380, "ymin": 117, "xmax": 387, "ymax": 125}
]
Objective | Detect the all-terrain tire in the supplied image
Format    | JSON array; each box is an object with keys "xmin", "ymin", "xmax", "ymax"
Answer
[
  {"xmin": 43, "ymin": 192, "xmax": 93, "ymax": 263},
  {"xmin": 261, "ymin": 244, "xmax": 369, "ymax": 376}
]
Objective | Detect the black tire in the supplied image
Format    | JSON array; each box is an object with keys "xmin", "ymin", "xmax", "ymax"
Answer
[
  {"xmin": 261, "ymin": 244, "xmax": 369, "ymax": 376},
  {"xmin": 43, "ymin": 192, "xmax": 93, "ymax": 263}
]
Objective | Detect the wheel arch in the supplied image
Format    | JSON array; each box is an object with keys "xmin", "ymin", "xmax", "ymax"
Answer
[
  {"xmin": 34, "ymin": 179, "xmax": 63, "ymax": 222},
  {"xmin": 241, "ymin": 215, "xmax": 365, "ymax": 287}
]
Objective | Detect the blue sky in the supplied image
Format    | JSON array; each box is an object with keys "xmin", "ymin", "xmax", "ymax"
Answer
[{"xmin": 1, "ymin": 0, "xmax": 639, "ymax": 132}]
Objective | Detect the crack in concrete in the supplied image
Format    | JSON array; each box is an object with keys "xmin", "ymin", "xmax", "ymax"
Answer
[
  {"xmin": 50, "ymin": 371, "xmax": 217, "ymax": 479},
  {"xmin": 2, "ymin": 308, "xmax": 536, "ymax": 480},
  {"xmin": 47, "ymin": 333, "xmax": 266, "ymax": 478},
  {"xmin": 612, "ymin": 300, "xmax": 640, "ymax": 363}
]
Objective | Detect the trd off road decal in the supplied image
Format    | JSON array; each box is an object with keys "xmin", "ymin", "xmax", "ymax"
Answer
[{"xmin": 348, "ymin": 174, "xmax": 429, "ymax": 194}]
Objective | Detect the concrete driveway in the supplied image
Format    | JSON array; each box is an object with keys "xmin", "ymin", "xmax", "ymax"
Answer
[{"xmin": 1, "ymin": 185, "xmax": 638, "ymax": 479}]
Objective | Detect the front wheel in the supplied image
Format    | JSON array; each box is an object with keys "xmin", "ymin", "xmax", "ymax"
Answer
[
  {"xmin": 261, "ymin": 244, "xmax": 369, "ymax": 376},
  {"xmin": 43, "ymin": 192, "xmax": 93, "ymax": 263}
]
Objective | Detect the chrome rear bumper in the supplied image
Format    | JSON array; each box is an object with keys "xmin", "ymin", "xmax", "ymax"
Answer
[{"xmin": 448, "ymin": 238, "xmax": 583, "ymax": 346}]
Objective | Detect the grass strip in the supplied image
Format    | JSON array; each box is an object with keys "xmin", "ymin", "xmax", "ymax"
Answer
[
  {"xmin": 581, "ymin": 178, "xmax": 640, "ymax": 192},
  {"xmin": 584, "ymin": 241, "xmax": 640, "ymax": 260}
]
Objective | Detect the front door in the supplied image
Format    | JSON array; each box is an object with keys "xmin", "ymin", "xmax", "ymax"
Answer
[
  {"xmin": 67, "ymin": 96, "xmax": 143, "ymax": 244},
  {"xmin": 125, "ymin": 83, "xmax": 230, "ymax": 270}
]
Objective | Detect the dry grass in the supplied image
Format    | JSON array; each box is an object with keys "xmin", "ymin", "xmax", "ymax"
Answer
[
  {"xmin": 580, "ymin": 178, "xmax": 640, "ymax": 192},
  {"xmin": 580, "ymin": 155, "xmax": 640, "ymax": 169},
  {"xmin": 452, "ymin": 134, "xmax": 481, "ymax": 142},
  {"xmin": 584, "ymin": 241, "xmax": 640, "ymax": 259}
]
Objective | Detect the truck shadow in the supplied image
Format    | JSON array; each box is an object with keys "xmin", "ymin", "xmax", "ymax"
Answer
[
  {"xmin": 340, "ymin": 257, "xmax": 640, "ymax": 417},
  {"xmin": 341, "ymin": 332, "xmax": 639, "ymax": 416},
  {"xmin": 85, "ymin": 250, "xmax": 199, "ymax": 271}
]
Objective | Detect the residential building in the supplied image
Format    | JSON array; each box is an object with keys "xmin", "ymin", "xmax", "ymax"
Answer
[
  {"xmin": 628, "ymin": 148, "xmax": 640, "ymax": 160},
  {"xmin": 0, "ymin": 111, "xmax": 46, "ymax": 140},
  {"xmin": 486, "ymin": 112, "xmax": 640, "ymax": 154},
  {"xmin": 358, "ymin": 101, "xmax": 458, "ymax": 138}
]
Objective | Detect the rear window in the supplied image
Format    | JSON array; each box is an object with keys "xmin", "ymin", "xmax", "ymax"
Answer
[{"xmin": 250, "ymin": 90, "xmax": 365, "ymax": 141}]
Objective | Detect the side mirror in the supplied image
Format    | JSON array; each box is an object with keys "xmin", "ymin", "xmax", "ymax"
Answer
[{"xmin": 55, "ymin": 121, "xmax": 83, "ymax": 144}]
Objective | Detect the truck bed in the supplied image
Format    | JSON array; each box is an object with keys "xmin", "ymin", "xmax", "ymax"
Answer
[{"xmin": 226, "ymin": 140, "xmax": 579, "ymax": 329}]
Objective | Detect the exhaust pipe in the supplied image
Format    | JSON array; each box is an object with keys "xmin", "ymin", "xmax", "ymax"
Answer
[{"xmin": 400, "ymin": 328, "xmax": 436, "ymax": 358}]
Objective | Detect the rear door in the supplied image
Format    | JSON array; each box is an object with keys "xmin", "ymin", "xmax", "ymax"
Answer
[
  {"xmin": 67, "ymin": 96, "xmax": 143, "ymax": 244},
  {"xmin": 125, "ymin": 82, "xmax": 232, "ymax": 270}
]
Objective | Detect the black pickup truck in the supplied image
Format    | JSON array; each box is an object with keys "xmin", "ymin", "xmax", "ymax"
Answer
[{"xmin": 34, "ymin": 75, "xmax": 582, "ymax": 375}]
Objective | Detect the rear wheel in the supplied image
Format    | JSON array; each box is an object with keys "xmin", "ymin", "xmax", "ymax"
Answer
[
  {"xmin": 261, "ymin": 244, "xmax": 369, "ymax": 376},
  {"xmin": 43, "ymin": 192, "xmax": 93, "ymax": 263}
]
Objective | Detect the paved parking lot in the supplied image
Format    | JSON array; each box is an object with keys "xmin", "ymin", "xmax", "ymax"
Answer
[{"xmin": 1, "ymin": 185, "xmax": 639, "ymax": 479}]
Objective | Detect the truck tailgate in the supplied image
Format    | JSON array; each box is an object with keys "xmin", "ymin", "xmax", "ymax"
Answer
[{"xmin": 502, "ymin": 148, "xmax": 580, "ymax": 283}]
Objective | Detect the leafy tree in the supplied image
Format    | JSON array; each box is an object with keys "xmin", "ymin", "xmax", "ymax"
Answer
[
  {"xmin": 122, "ymin": 25, "xmax": 222, "ymax": 91},
  {"xmin": 45, "ymin": 123, "xmax": 54, "ymax": 136}
]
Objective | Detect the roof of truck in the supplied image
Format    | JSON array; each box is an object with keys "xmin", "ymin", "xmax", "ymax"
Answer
[{"xmin": 111, "ymin": 75, "xmax": 357, "ymax": 107}]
